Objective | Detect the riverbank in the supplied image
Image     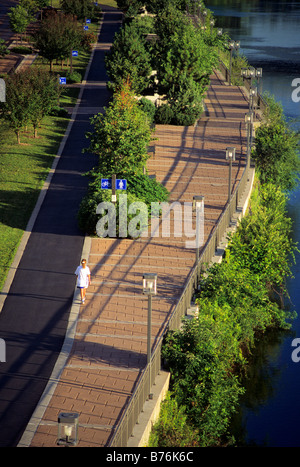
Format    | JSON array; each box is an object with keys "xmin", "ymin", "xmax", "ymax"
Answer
[{"xmin": 205, "ymin": 0, "xmax": 300, "ymax": 446}]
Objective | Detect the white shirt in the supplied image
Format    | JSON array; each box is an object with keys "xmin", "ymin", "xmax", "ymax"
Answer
[{"xmin": 75, "ymin": 265, "xmax": 90, "ymax": 287}]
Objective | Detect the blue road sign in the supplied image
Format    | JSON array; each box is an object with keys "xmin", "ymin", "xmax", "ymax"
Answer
[
  {"xmin": 59, "ymin": 77, "xmax": 66, "ymax": 85},
  {"xmin": 116, "ymin": 179, "xmax": 127, "ymax": 190},
  {"xmin": 83, "ymin": 25, "xmax": 89, "ymax": 30},
  {"xmin": 101, "ymin": 179, "xmax": 127, "ymax": 190},
  {"xmin": 72, "ymin": 50, "xmax": 78, "ymax": 57},
  {"xmin": 101, "ymin": 178, "xmax": 112, "ymax": 189},
  {"xmin": 86, "ymin": 19, "xmax": 91, "ymax": 23}
]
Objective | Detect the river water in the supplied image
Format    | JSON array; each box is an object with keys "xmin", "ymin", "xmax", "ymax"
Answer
[{"xmin": 206, "ymin": 0, "xmax": 300, "ymax": 447}]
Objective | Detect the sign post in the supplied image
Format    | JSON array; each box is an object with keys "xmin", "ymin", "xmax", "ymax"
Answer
[{"xmin": 101, "ymin": 177, "xmax": 127, "ymax": 203}]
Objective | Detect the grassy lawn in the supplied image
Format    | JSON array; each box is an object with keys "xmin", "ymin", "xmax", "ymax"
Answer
[
  {"xmin": 0, "ymin": 116, "xmax": 69, "ymax": 290},
  {"xmin": 0, "ymin": 5, "xmax": 113, "ymax": 292}
]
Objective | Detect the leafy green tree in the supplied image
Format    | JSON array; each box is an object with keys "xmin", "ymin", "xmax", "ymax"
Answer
[
  {"xmin": 152, "ymin": 5, "xmax": 217, "ymax": 124},
  {"xmin": 227, "ymin": 183, "xmax": 297, "ymax": 299},
  {"xmin": 8, "ymin": 5, "xmax": 32, "ymax": 43},
  {"xmin": 1, "ymin": 72, "xmax": 32, "ymax": 143},
  {"xmin": 27, "ymin": 68, "xmax": 61, "ymax": 137},
  {"xmin": 252, "ymin": 95, "xmax": 300, "ymax": 190},
  {"xmin": 155, "ymin": 9, "xmax": 217, "ymax": 96},
  {"xmin": 84, "ymin": 81, "xmax": 154, "ymax": 176},
  {"xmin": 60, "ymin": 0, "xmax": 96, "ymax": 21},
  {"xmin": 116, "ymin": 0, "xmax": 143, "ymax": 15},
  {"xmin": 0, "ymin": 67, "xmax": 60, "ymax": 142},
  {"xmin": 33, "ymin": 10, "xmax": 82, "ymax": 71},
  {"xmin": 105, "ymin": 23, "xmax": 152, "ymax": 94},
  {"xmin": 19, "ymin": 0, "xmax": 38, "ymax": 17},
  {"xmin": 145, "ymin": 0, "xmax": 189, "ymax": 14}
]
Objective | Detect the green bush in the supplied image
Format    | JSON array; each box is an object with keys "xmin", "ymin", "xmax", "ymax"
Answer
[
  {"xmin": 138, "ymin": 97, "xmax": 156, "ymax": 125},
  {"xmin": 155, "ymin": 104, "xmax": 174, "ymax": 124},
  {"xmin": 252, "ymin": 94, "xmax": 300, "ymax": 190},
  {"xmin": 77, "ymin": 173, "xmax": 169, "ymax": 236},
  {"xmin": 148, "ymin": 394, "xmax": 200, "ymax": 447},
  {"xmin": 66, "ymin": 70, "xmax": 82, "ymax": 83}
]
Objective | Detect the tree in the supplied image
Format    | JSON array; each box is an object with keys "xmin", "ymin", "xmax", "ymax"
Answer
[
  {"xmin": 84, "ymin": 81, "xmax": 154, "ymax": 176},
  {"xmin": 153, "ymin": 5, "xmax": 217, "ymax": 125},
  {"xmin": 155, "ymin": 9, "xmax": 216, "ymax": 96},
  {"xmin": 8, "ymin": 5, "xmax": 32, "ymax": 43},
  {"xmin": 105, "ymin": 23, "xmax": 152, "ymax": 95},
  {"xmin": 116, "ymin": 0, "xmax": 143, "ymax": 15},
  {"xmin": 1, "ymin": 72, "xmax": 32, "ymax": 143},
  {"xmin": 26, "ymin": 68, "xmax": 61, "ymax": 137},
  {"xmin": 60, "ymin": 0, "xmax": 96, "ymax": 22},
  {"xmin": 252, "ymin": 94, "xmax": 300, "ymax": 190},
  {"xmin": 0, "ymin": 68, "xmax": 60, "ymax": 142},
  {"xmin": 33, "ymin": 11, "xmax": 82, "ymax": 71}
]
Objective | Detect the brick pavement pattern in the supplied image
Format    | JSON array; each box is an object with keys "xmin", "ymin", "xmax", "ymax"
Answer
[{"xmin": 25, "ymin": 68, "xmax": 249, "ymax": 447}]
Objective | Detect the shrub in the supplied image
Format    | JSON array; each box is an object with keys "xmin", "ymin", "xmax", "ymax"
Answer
[
  {"xmin": 148, "ymin": 395, "xmax": 200, "ymax": 447},
  {"xmin": 66, "ymin": 70, "xmax": 82, "ymax": 83},
  {"xmin": 78, "ymin": 173, "xmax": 169, "ymax": 236},
  {"xmin": 138, "ymin": 97, "xmax": 156, "ymax": 125},
  {"xmin": 155, "ymin": 104, "xmax": 174, "ymax": 124},
  {"xmin": 252, "ymin": 94, "xmax": 300, "ymax": 190}
]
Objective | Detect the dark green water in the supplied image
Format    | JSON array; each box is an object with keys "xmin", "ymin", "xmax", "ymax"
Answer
[{"xmin": 206, "ymin": 0, "xmax": 300, "ymax": 447}]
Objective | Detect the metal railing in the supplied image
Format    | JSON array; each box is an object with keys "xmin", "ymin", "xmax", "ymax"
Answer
[
  {"xmin": 109, "ymin": 163, "xmax": 251, "ymax": 448},
  {"xmin": 109, "ymin": 62, "xmax": 254, "ymax": 447},
  {"xmin": 218, "ymin": 60, "xmax": 268, "ymax": 115}
]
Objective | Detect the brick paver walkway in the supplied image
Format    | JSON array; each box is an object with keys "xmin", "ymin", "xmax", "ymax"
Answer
[{"xmin": 21, "ymin": 69, "xmax": 250, "ymax": 447}]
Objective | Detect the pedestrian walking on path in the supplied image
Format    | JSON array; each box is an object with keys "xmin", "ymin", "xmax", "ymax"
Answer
[{"xmin": 75, "ymin": 259, "xmax": 91, "ymax": 304}]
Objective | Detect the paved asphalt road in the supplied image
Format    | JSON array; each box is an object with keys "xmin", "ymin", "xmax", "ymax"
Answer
[{"xmin": 0, "ymin": 5, "xmax": 122, "ymax": 447}]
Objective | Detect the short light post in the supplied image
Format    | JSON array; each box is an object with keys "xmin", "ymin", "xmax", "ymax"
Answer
[
  {"xmin": 193, "ymin": 195, "xmax": 205, "ymax": 264},
  {"xmin": 255, "ymin": 67, "xmax": 263, "ymax": 106},
  {"xmin": 143, "ymin": 273, "xmax": 157, "ymax": 399},
  {"xmin": 249, "ymin": 86, "xmax": 257, "ymax": 113},
  {"xmin": 228, "ymin": 40, "xmax": 240, "ymax": 85},
  {"xmin": 241, "ymin": 67, "xmax": 262, "ymax": 110},
  {"xmin": 57, "ymin": 412, "xmax": 79, "ymax": 446},
  {"xmin": 210, "ymin": 18, "xmax": 215, "ymax": 33},
  {"xmin": 245, "ymin": 112, "xmax": 253, "ymax": 168},
  {"xmin": 226, "ymin": 147, "xmax": 236, "ymax": 202}
]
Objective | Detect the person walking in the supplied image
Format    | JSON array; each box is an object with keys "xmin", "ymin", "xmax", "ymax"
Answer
[{"xmin": 75, "ymin": 258, "xmax": 91, "ymax": 304}]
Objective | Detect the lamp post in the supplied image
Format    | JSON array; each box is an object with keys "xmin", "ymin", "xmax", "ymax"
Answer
[
  {"xmin": 226, "ymin": 147, "xmax": 236, "ymax": 202},
  {"xmin": 143, "ymin": 273, "xmax": 157, "ymax": 399},
  {"xmin": 245, "ymin": 112, "xmax": 253, "ymax": 168},
  {"xmin": 57, "ymin": 412, "xmax": 79, "ymax": 446},
  {"xmin": 193, "ymin": 195, "xmax": 204, "ymax": 264},
  {"xmin": 249, "ymin": 86, "xmax": 257, "ymax": 113},
  {"xmin": 241, "ymin": 67, "xmax": 262, "ymax": 110},
  {"xmin": 210, "ymin": 18, "xmax": 215, "ymax": 33},
  {"xmin": 256, "ymin": 67, "xmax": 263, "ymax": 106},
  {"xmin": 228, "ymin": 40, "xmax": 240, "ymax": 85}
]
